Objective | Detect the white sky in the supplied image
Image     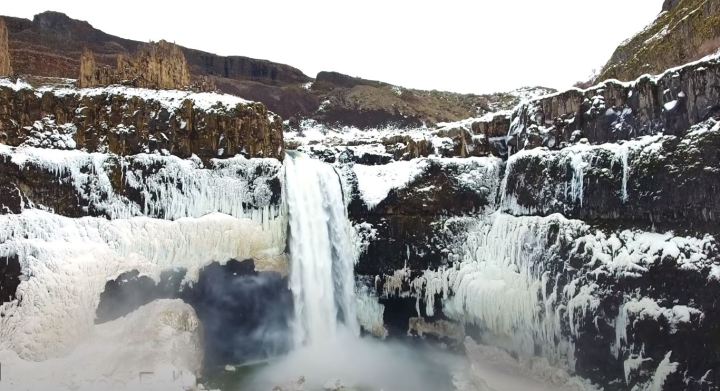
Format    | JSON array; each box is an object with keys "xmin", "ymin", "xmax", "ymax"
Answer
[{"xmin": 3, "ymin": 0, "xmax": 660, "ymax": 94}]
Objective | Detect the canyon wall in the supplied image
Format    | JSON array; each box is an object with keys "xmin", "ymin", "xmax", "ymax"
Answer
[
  {"xmin": 340, "ymin": 55, "xmax": 720, "ymax": 391},
  {"xmin": 78, "ymin": 40, "xmax": 192, "ymax": 90},
  {"xmin": 0, "ymin": 81, "xmax": 283, "ymax": 160},
  {"xmin": 0, "ymin": 18, "xmax": 11, "ymax": 76}
]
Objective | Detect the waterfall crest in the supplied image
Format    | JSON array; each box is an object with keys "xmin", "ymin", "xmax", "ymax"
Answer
[{"xmin": 284, "ymin": 152, "xmax": 359, "ymax": 346}]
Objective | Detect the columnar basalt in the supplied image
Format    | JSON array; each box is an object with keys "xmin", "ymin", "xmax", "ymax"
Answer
[
  {"xmin": 0, "ymin": 18, "xmax": 12, "ymax": 77},
  {"xmin": 0, "ymin": 82, "xmax": 284, "ymax": 160},
  {"xmin": 505, "ymin": 56, "xmax": 720, "ymax": 154},
  {"xmin": 78, "ymin": 40, "xmax": 192, "ymax": 90}
]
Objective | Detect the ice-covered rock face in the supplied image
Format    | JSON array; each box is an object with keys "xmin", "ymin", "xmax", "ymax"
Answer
[
  {"xmin": 374, "ymin": 211, "xmax": 720, "ymax": 390},
  {"xmin": 0, "ymin": 98, "xmax": 289, "ymax": 389},
  {"xmin": 0, "ymin": 145, "xmax": 284, "ymax": 220},
  {"xmin": 339, "ymin": 79, "xmax": 720, "ymax": 389},
  {"xmin": 501, "ymin": 119, "xmax": 720, "ymax": 228}
]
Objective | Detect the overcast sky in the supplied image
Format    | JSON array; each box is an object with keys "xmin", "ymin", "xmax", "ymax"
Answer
[{"xmin": 4, "ymin": 1, "xmax": 660, "ymax": 94}]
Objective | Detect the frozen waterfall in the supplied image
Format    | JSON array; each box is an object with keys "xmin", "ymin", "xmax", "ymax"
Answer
[{"xmin": 284, "ymin": 152, "xmax": 359, "ymax": 346}]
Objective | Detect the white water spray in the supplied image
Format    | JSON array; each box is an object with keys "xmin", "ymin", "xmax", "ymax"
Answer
[{"xmin": 284, "ymin": 152, "xmax": 359, "ymax": 346}]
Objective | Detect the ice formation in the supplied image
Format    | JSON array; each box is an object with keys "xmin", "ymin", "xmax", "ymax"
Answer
[
  {"xmin": 0, "ymin": 300, "xmax": 202, "ymax": 391},
  {"xmin": 0, "ymin": 145, "xmax": 282, "ymax": 220},
  {"xmin": 0, "ymin": 210, "xmax": 286, "ymax": 360},
  {"xmin": 500, "ymin": 135, "xmax": 666, "ymax": 213},
  {"xmin": 387, "ymin": 211, "xmax": 716, "ymax": 378}
]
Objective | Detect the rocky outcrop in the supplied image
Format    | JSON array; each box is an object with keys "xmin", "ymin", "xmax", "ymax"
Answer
[
  {"xmin": 348, "ymin": 157, "xmax": 502, "ymax": 275},
  {"xmin": 4, "ymin": 11, "xmax": 557, "ymax": 129},
  {"xmin": 506, "ymin": 55, "xmax": 720, "ymax": 154},
  {"xmin": 501, "ymin": 121, "xmax": 720, "ymax": 229},
  {"xmin": 596, "ymin": 0, "xmax": 720, "ymax": 82},
  {"xmin": 96, "ymin": 260, "xmax": 293, "ymax": 367},
  {"xmin": 79, "ymin": 41, "xmax": 191, "ymax": 90},
  {"xmin": 0, "ymin": 18, "xmax": 11, "ymax": 77},
  {"xmin": 0, "ymin": 82, "xmax": 284, "ymax": 160},
  {"xmin": 309, "ymin": 73, "xmax": 540, "ymax": 129}
]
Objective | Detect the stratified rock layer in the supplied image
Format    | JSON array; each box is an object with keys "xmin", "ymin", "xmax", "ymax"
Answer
[
  {"xmin": 79, "ymin": 41, "xmax": 191, "ymax": 90},
  {"xmin": 0, "ymin": 18, "xmax": 11, "ymax": 76},
  {"xmin": 507, "ymin": 56, "xmax": 720, "ymax": 153},
  {"xmin": 0, "ymin": 83, "xmax": 284, "ymax": 160}
]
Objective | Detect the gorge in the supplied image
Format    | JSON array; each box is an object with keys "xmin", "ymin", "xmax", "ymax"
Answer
[{"xmin": 1, "ymin": 2, "xmax": 720, "ymax": 391}]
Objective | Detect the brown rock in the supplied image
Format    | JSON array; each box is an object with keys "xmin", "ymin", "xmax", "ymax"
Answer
[
  {"xmin": 79, "ymin": 41, "xmax": 191, "ymax": 90},
  {"xmin": 596, "ymin": 0, "xmax": 720, "ymax": 83},
  {"xmin": 0, "ymin": 18, "xmax": 11, "ymax": 76},
  {"xmin": 0, "ymin": 85, "xmax": 284, "ymax": 161}
]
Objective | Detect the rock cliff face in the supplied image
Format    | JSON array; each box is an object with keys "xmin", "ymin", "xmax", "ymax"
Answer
[
  {"xmin": 3, "ymin": 7, "xmax": 720, "ymax": 391},
  {"xmin": 0, "ymin": 18, "xmax": 11, "ymax": 76},
  {"xmin": 344, "ymin": 127, "xmax": 720, "ymax": 390},
  {"xmin": 505, "ymin": 55, "xmax": 720, "ymax": 154},
  {"xmin": 334, "ymin": 54, "xmax": 720, "ymax": 391},
  {"xmin": 0, "ymin": 81, "xmax": 283, "ymax": 160},
  {"xmin": 3, "ymin": 11, "xmax": 554, "ymax": 128},
  {"xmin": 79, "ymin": 41, "xmax": 192, "ymax": 90},
  {"xmin": 596, "ymin": 0, "xmax": 720, "ymax": 82},
  {"xmin": 501, "ymin": 122, "xmax": 720, "ymax": 228}
]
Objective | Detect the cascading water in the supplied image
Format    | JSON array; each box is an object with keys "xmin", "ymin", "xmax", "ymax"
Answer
[
  {"xmin": 247, "ymin": 152, "xmax": 571, "ymax": 391},
  {"xmin": 283, "ymin": 151, "xmax": 359, "ymax": 346}
]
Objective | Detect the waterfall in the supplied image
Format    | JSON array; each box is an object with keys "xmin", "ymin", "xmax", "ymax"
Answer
[{"xmin": 284, "ymin": 152, "xmax": 359, "ymax": 346}]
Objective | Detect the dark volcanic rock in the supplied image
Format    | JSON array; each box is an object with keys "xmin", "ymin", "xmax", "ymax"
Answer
[
  {"xmin": 349, "ymin": 157, "xmax": 502, "ymax": 275},
  {"xmin": 501, "ymin": 120, "xmax": 720, "ymax": 228},
  {"xmin": 0, "ymin": 83, "xmax": 284, "ymax": 160},
  {"xmin": 507, "ymin": 56, "xmax": 720, "ymax": 154},
  {"xmin": 95, "ymin": 260, "xmax": 293, "ymax": 367},
  {"xmin": 0, "ymin": 254, "xmax": 21, "ymax": 304}
]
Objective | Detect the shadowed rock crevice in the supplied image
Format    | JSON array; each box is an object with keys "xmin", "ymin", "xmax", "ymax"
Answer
[
  {"xmin": 95, "ymin": 259, "xmax": 293, "ymax": 368},
  {"xmin": 0, "ymin": 254, "xmax": 21, "ymax": 304}
]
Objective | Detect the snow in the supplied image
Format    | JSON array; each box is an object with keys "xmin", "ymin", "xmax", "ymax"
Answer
[
  {"xmin": 614, "ymin": 298, "xmax": 702, "ymax": 354},
  {"xmin": 663, "ymin": 99, "xmax": 678, "ymax": 111},
  {"xmin": 37, "ymin": 84, "xmax": 254, "ymax": 113},
  {"xmin": 576, "ymin": 229, "xmax": 716, "ymax": 278},
  {"xmin": 647, "ymin": 352, "xmax": 678, "ymax": 391},
  {"xmin": 0, "ymin": 77, "xmax": 33, "ymax": 91},
  {"xmin": 354, "ymin": 221, "xmax": 378, "ymax": 256},
  {"xmin": 0, "ymin": 299, "xmax": 202, "ymax": 391},
  {"xmin": 19, "ymin": 117, "xmax": 78, "ymax": 150},
  {"xmin": 353, "ymin": 159, "xmax": 427, "ymax": 209},
  {"xmin": 284, "ymin": 118, "xmax": 488, "ymax": 162},
  {"xmin": 0, "ymin": 209, "xmax": 286, "ymax": 360}
]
